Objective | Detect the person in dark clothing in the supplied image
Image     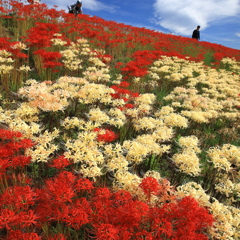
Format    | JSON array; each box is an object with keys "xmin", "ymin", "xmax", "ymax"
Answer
[
  {"xmin": 192, "ymin": 26, "xmax": 200, "ymax": 40},
  {"xmin": 68, "ymin": 0, "xmax": 83, "ymax": 16}
]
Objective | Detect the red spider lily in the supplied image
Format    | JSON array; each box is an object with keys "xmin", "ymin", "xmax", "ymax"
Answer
[
  {"xmin": 9, "ymin": 46, "xmax": 28, "ymax": 59},
  {"xmin": 33, "ymin": 49, "xmax": 63, "ymax": 69},
  {"xmin": 1, "ymin": 185, "xmax": 37, "ymax": 210},
  {"xmin": 94, "ymin": 223, "xmax": 119, "ymax": 240},
  {"xmin": 0, "ymin": 130, "xmax": 35, "ymax": 174},
  {"xmin": 124, "ymin": 103, "xmax": 135, "ymax": 108},
  {"xmin": 94, "ymin": 187, "xmax": 111, "ymax": 200},
  {"xmin": 0, "ymin": 208, "xmax": 19, "ymax": 230},
  {"xmin": 121, "ymin": 50, "xmax": 162, "ymax": 79},
  {"xmin": 140, "ymin": 177, "xmax": 160, "ymax": 200},
  {"xmin": 149, "ymin": 196, "xmax": 214, "ymax": 239},
  {"xmin": 111, "ymin": 85, "xmax": 131, "ymax": 96},
  {"xmin": 62, "ymin": 203, "xmax": 89, "ymax": 230},
  {"xmin": 121, "ymin": 60, "xmax": 148, "ymax": 78},
  {"xmin": 7, "ymin": 230, "xmax": 41, "ymax": 240},
  {"xmin": 1, "ymin": 155, "xmax": 32, "ymax": 170},
  {"xmin": 17, "ymin": 210, "xmax": 38, "ymax": 228},
  {"xmin": 0, "ymin": 165, "xmax": 213, "ymax": 239},
  {"xmin": 118, "ymin": 81, "xmax": 130, "ymax": 87},
  {"xmin": 0, "ymin": 208, "xmax": 37, "ymax": 230},
  {"xmin": 131, "ymin": 92, "xmax": 140, "ymax": 98},
  {"xmin": 43, "ymin": 61, "xmax": 63, "ymax": 69},
  {"xmin": 121, "ymin": 97, "xmax": 130, "ymax": 102},
  {"xmin": 75, "ymin": 178, "xmax": 94, "ymax": 192},
  {"xmin": 213, "ymin": 52, "xmax": 225, "ymax": 62},
  {"xmin": 35, "ymin": 172, "xmax": 92, "ymax": 230},
  {"xmin": 48, "ymin": 155, "xmax": 72, "ymax": 169},
  {"xmin": 41, "ymin": 171, "xmax": 77, "ymax": 204},
  {"xmin": 0, "ymin": 6, "xmax": 7, "ymax": 13},
  {"xmin": 0, "ymin": 129, "xmax": 22, "ymax": 140},
  {"xmin": 6, "ymin": 138, "xmax": 35, "ymax": 151},
  {"xmin": 91, "ymin": 187, "xmax": 149, "ymax": 231},
  {"xmin": 25, "ymin": 22, "xmax": 60, "ymax": 48},
  {"xmin": 0, "ymin": 38, "xmax": 29, "ymax": 59},
  {"xmin": 93, "ymin": 128, "xmax": 118, "ymax": 143},
  {"xmin": 111, "ymin": 83, "xmax": 139, "ymax": 112},
  {"xmin": 115, "ymin": 62, "xmax": 123, "ymax": 69},
  {"xmin": 110, "ymin": 82, "xmax": 139, "ymax": 110}
]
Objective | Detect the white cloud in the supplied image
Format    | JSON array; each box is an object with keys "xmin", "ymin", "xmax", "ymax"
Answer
[
  {"xmin": 236, "ymin": 33, "xmax": 240, "ymax": 37},
  {"xmin": 82, "ymin": 0, "xmax": 116, "ymax": 12},
  {"xmin": 153, "ymin": 0, "xmax": 240, "ymax": 35},
  {"xmin": 45, "ymin": 0, "xmax": 117, "ymax": 13}
]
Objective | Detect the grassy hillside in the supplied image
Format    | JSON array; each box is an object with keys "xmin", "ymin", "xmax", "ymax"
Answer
[{"xmin": 0, "ymin": 1, "xmax": 240, "ymax": 239}]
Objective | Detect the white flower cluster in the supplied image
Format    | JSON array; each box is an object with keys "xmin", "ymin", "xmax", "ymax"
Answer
[
  {"xmin": 207, "ymin": 144, "xmax": 240, "ymax": 172},
  {"xmin": 172, "ymin": 136, "xmax": 201, "ymax": 176},
  {"xmin": 148, "ymin": 57, "xmax": 240, "ymax": 124},
  {"xmin": 0, "ymin": 50, "xmax": 14, "ymax": 75}
]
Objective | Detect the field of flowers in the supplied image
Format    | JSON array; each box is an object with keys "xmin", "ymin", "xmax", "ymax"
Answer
[{"xmin": 0, "ymin": 1, "xmax": 240, "ymax": 239}]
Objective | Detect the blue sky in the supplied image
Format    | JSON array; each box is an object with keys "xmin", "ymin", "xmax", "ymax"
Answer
[{"xmin": 43, "ymin": 0, "xmax": 240, "ymax": 50}]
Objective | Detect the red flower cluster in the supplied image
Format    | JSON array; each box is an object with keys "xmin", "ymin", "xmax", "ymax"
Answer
[
  {"xmin": 0, "ymin": 129, "xmax": 214, "ymax": 239},
  {"xmin": 25, "ymin": 22, "xmax": 60, "ymax": 48},
  {"xmin": 140, "ymin": 176, "xmax": 160, "ymax": 200},
  {"xmin": 34, "ymin": 49, "xmax": 63, "ymax": 69},
  {"xmin": 93, "ymin": 128, "xmax": 118, "ymax": 142},
  {"xmin": 0, "ymin": 129, "xmax": 35, "ymax": 177},
  {"xmin": 213, "ymin": 52, "xmax": 225, "ymax": 63},
  {"xmin": 0, "ymin": 37, "xmax": 28, "ymax": 59},
  {"xmin": 110, "ymin": 81, "xmax": 139, "ymax": 111},
  {"xmin": 48, "ymin": 155, "xmax": 72, "ymax": 169}
]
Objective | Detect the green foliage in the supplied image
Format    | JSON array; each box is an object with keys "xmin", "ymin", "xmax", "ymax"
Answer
[{"xmin": 204, "ymin": 51, "xmax": 215, "ymax": 66}]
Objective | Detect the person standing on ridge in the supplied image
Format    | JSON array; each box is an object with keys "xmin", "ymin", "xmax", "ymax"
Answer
[
  {"xmin": 68, "ymin": 0, "xmax": 83, "ymax": 16},
  {"xmin": 192, "ymin": 26, "xmax": 200, "ymax": 40}
]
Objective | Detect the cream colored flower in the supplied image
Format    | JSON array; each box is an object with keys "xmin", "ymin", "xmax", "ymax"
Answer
[
  {"xmin": 107, "ymin": 155, "xmax": 128, "ymax": 171},
  {"xmin": 177, "ymin": 182, "xmax": 210, "ymax": 207},
  {"xmin": 152, "ymin": 126, "xmax": 174, "ymax": 142},
  {"xmin": 178, "ymin": 135, "xmax": 201, "ymax": 153},
  {"xmin": 155, "ymin": 106, "xmax": 174, "ymax": 117},
  {"xmin": 163, "ymin": 113, "xmax": 188, "ymax": 128},
  {"xmin": 135, "ymin": 93, "xmax": 156, "ymax": 105},
  {"xmin": 51, "ymin": 38, "xmax": 67, "ymax": 46},
  {"xmin": 0, "ymin": 50, "xmax": 12, "ymax": 57},
  {"xmin": 79, "ymin": 165, "xmax": 102, "ymax": 179},
  {"xmin": 0, "ymin": 65, "xmax": 14, "ymax": 74},
  {"xmin": 77, "ymin": 83, "xmax": 114, "ymax": 104},
  {"xmin": 170, "ymin": 73, "xmax": 184, "ymax": 81},
  {"xmin": 133, "ymin": 117, "xmax": 163, "ymax": 131},
  {"xmin": 207, "ymin": 144, "xmax": 240, "ymax": 172},
  {"xmin": 123, "ymin": 134, "xmax": 169, "ymax": 163},
  {"xmin": 88, "ymin": 108, "xmax": 110, "ymax": 124},
  {"xmin": 114, "ymin": 170, "xmax": 141, "ymax": 194},
  {"xmin": 14, "ymin": 103, "xmax": 39, "ymax": 122},
  {"xmin": 19, "ymin": 65, "xmax": 31, "ymax": 72},
  {"xmin": 172, "ymin": 151, "xmax": 201, "ymax": 176},
  {"xmin": 215, "ymin": 179, "xmax": 234, "ymax": 197}
]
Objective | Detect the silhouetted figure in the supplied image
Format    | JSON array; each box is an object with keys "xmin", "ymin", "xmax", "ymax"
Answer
[
  {"xmin": 68, "ymin": 0, "xmax": 83, "ymax": 16},
  {"xmin": 192, "ymin": 26, "xmax": 200, "ymax": 40}
]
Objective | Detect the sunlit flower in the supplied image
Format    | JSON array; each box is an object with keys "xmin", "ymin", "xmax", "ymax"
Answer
[
  {"xmin": 178, "ymin": 135, "xmax": 201, "ymax": 153},
  {"xmin": 172, "ymin": 151, "xmax": 201, "ymax": 176},
  {"xmin": 89, "ymin": 108, "xmax": 110, "ymax": 124}
]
